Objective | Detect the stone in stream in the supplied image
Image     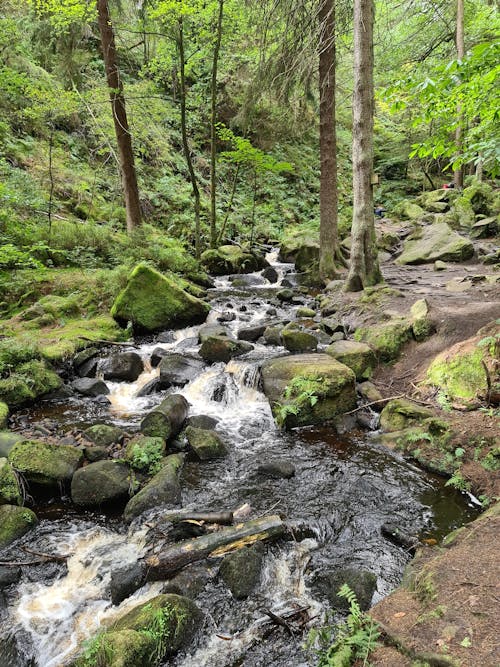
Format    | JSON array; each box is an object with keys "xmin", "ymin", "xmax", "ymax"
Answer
[
  {"xmin": 71, "ymin": 460, "xmax": 132, "ymax": 507},
  {"xmin": 261, "ymin": 354, "xmax": 356, "ymax": 429},
  {"xmin": 219, "ymin": 543, "xmax": 264, "ymax": 599},
  {"xmin": 198, "ymin": 323, "xmax": 228, "ymax": 343},
  {"xmin": 216, "ymin": 310, "xmax": 237, "ymax": 322},
  {"xmin": 201, "ymin": 245, "xmax": 267, "ymax": 275},
  {"xmin": 281, "ymin": 329, "xmax": 318, "ymax": 353},
  {"xmin": 185, "ymin": 426, "xmax": 227, "ymax": 460},
  {"xmin": 276, "ymin": 288, "xmax": 295, "ymax": 302},
  {"xmin": 0, "ymin": 431, "xmax": 23, "ymax": 459},
  {"xmin": 263, "ymin": 324, "xmax": 283, "ymax": 346},
  {"xmin": 199, "ymin": 336, "xmax": 253, "ymax": 364},
  {"xmin": 84, "ymin": 446, "xmax": 108, "ymax": 462},
  {"xmin": 326, "ymin": 340, "xmax": 376, "ymax": 381},
  {"xmin": 84, "ymin": 424, "xmax": 124, "ymax": 447},
  {"xmin": 71, "ymin": 377, "xmax": 109, "ymax": 397},
  {"xmin": 8, "ymin": 440, "xmax": 83, "ymax": 486},
  {"xmin": 157, "ymin": 331, "xmax": 175, "ymax": 344},
  {"xmin": 102, "ymin": 352, "xmax": 144, "ymax": 382},
  {"xmin": 379, "ymin": 398, "xmax": 435, "ymax": 432},
  {"xmin": 320, "ymin": 316, "xmax": 344, "ymax": 335},
  {"xmin": 150, "ymin": 347, "xmax": 168, "ymax": 367},
  {"xmin": 73, "ymin": 347, "xmax": 99, "ymax": 378},
  {"xmin": 125, "ymin": 436, "xmax": 166, "ymax": 472},
  {"xmin": 0, "ymin": 564, "xmax": 21, "ymax": 587},
  {"xmin": 158, "ymin": 354, "xmax": 205, "ymax": 388},
  {"xmin": 357, "ymin": 381, "xmax": 385, "ymax": 409},
  {"xmin": 237, "ymin": 324, "xmax": 267, "ymax": 342},
  {"xmin": 123, "ymin": 453, "xmax": 185, "ymax": 522},
  {"xmin": 312, "ymin": 567, "xmax": 377, "ymax": 611},
  {"xmin": 0, "ymin": 458, "xmax": 22, "ymax": 505},
  {"xmin": 296, "ymin": 306, "xmax": 316, "ymax": 318},
  {"xmin": 0, "ymin": 504, "xmax": 38, "ymax": 550},
  {"xmin": 140, "ymin": 394, "xmax": 189, "ymax": 441},
  {"xmin": 110, "ymin": 561, "xmax": 146, "ymax": 606},
  {"xmin": 135, "ymin": 377, "xmax": 161, "ymax": 397},
  {"xmin": 163, "ymin": 563, "xmax": 213, "ymax": 599},
  {"xmin": 262, "ymin": 266, "xmax": 279, "ymax": 283},
  {"xmin": 257, "ymin": 460, "xmax": 295, "ymax": 479},
  {"xmin": 186, "ymin": 415, "xmax": 219, "ymax": 430},
  {"xmin": 111, "ymin": 263, "xmax": 210, "ymax": 333}
]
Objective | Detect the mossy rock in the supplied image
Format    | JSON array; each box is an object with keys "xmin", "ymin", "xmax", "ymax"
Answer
[
  {"xmin": 219, "ymin": 544, "xmax": 264, "ymax": 599},
  {"xmin": 0, "ymin": 504, "xmax": 38, "ymax": 550},
  {"xmin": 296, "ymin": 307, "xmax": 316, "ymax": 318},
  {"xmin": 326, "ymin": 340, "xmax": 376, "ymax": 380},
  {"xmin": 0, "ymin": 431, "xmax": 24, "ymax": 458},
  {"xmin": 185, "ymin": 426, "xmax": 227, "ymax": 460},
  {"xmin": 393, "ymin": 199, "xmax": 424, "ymax": 220},
  {"xmin": 261, "ymin": 354, "xmax": 356, "ymax": 429},
  {"xmin": 0, "ymin": 458, "xmax": 22, "ymax": 505},
  {"xmin": 410, "ymin": 298, "xmax": 435, "ymax": 342},
  {"xmin": 84, "ymin": 424, "xmax": 124, "ymax": 447},
  {"xmin": 354, "ymin": 318, "xmax": 413, "ymax": 362},
  {"xmin": 379, "ymin": 398, "xmax": 435, "ymax": 432},
  {"xmin": 0, "ymin": 376, "xmax": 35, "ymax": 409},
  {"xmin": 9, "ymin": 440, "xmax": 83, "ymax": 486},
  {"xmin": 72, "ymin": 629, "xmax": 156, "ymax": 667},
  {"xmin": 0, "ymin": 338, "xmax": 37, "ymax": 376},
  {"xmin": 125, "ymin": 436, "xmax": 166, "ymax": 472},
  {"xmin": 199, "ymin": 335, "xmax": 253, "ymax": 364},
  {"xmin": 0, "ymin": 359, "xmax": 61, "ymax": 409},
  {"xmin": 71, "ymin": 460, "xmax": 132, "ymax": 507},
  {"xmin": 39, "ymin": 316, "xmax": 126, "ymax": 362},
  {"xmin": 282, "ymin": 329, "xmax": 318, "ymax": 353},
  {"xmin": 201, "ymin": 246, "xmax": 266, "ymax": 276},
  {"xmin": 0, "ymin": 402, "xmax": 8, "ymax": 429},
  {"xmin": 397, "ymin": 222, "xmax": 474, "ymax": 265},
  {"xmin": 111, "ymin": 263, "xmax": 210, "ymax": 333}
]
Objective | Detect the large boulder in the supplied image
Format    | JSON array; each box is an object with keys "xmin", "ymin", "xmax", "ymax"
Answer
[
  {"xmin": 102, "ymin": 352, "xmax": 144, "ymax": 382},
  {"xmin": 0, "ymin": 458, "xmax": 22, "ymax": 505},
  {"xmin": 8, "ymin": 440, "xmax": 83, "ymax": 487},
  {"xmin": 0, "ymin": 505, "xmax": 38, "ymax": 550},
  {"xmin": 159, "ymin": 354, "xmax": 205, "ymax": 387},
  {"xmin": 393, "ymin": 199, "xmax": 424, "ymax": 220},
  {"xmin": 71, "ymin": 460, "xmax": 132, "ymax": 507},
  {"xmin": 312, "ymin": 567, "xmax": 377, "ymax": 611},
  {"xmin": 397, "ymin": 222, "xmax": 474, "ymax": 265},
  {"xmin": 124, "ymin": 453, "xmax": 185, "ymax": 521},
  {"xmin": 261, "ymin": 354, "xmax": 357, "ymax": 429},
  {"xmin": 326, "ymin": 340, "xmax": 376, "ymax": 380},
  {"xmin": 282, "ymin": 329, "xmax": 318, "ymax": 353},
  {"xmin": 111, "ymin": 263, "xmax": 210, "ymax": 333},
  {"xmin": 0, "ymin": 402, "xmax": 8, "ymax": 429},
  {"xmin": 72, "ymin": 378, "xmax": 109, "ymax": 397},
  {"xmin": 379, "ymin": 399, "xmax": 435, "ymax": 432},
  {"xmin": 199, "ymin": 336, "xmax": 253, "ymax": 364},
  {"xmin": 354, "ymin": 318, "xmax": 413, "ymax": 362},
  {"xmin": 201, "ymin": 245, "xmax": 267, "ymax": 276},
  {"xmin": 185, "ymin": 426, "xmax": 227, "ymax": 460}
]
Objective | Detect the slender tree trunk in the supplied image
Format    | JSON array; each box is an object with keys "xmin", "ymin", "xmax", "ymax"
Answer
[
  {"xmin": 217, "ymin": 162, "xmax": 241, "ymax": 244},
  {"xmin": 345, "ymin": 0, "xmax": 381, "ymax": 292},
  {"xmin": 454, "ymin": 0, "xmax": 465, "ymax": 189},
  {"xmin": 210, "ymin": 0, "xmax": 224, "ymax": 248},
  {"xmin": 96, "ymin": 0, "xmax": 141, "ymax": 233},
  {"xmin": 178, "ymin": 16, "xmax": 201, "ymax": 258},
  {"xmin": 318, "ymin": 0, "xmax": 341, "ymax": 282}
]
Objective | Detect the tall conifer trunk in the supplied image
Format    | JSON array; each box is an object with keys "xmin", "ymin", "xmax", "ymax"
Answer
[
  {"xmin": 454, "ymin": 0, "xmax": 465, "ymax": 189},
  {"xmin": 210, "ymin": 0, "xmax": 224, "ymax": 248},
  {"xmin": 97, "ymin": 0, "xmax": 142, "ymax": 233},
  {"xmin": 344, "ymin": 0, "xmax": 381, "ymax": 292}
]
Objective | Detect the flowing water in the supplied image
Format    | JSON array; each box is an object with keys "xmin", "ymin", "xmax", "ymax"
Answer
[{"xmin": 0, "ymin": 251, "xmax": 479, "ymax": 667}]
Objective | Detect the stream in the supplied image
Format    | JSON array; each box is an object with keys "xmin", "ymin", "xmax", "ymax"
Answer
[{"xmin": 0, "ymin": 251, "xmax": 479, "ymax": 667}]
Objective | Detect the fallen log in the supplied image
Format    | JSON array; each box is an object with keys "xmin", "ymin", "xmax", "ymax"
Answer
[
  {"xmin": 141, "ymin": 394, "xmax": 189, "ymax": 440},
  {"xmin": 145, "ymin": 514, "xmax": 286, "ymax": 581},
  {"xmin": 159, "ymin": 510, "xmax": 234, "ymax": 526}
]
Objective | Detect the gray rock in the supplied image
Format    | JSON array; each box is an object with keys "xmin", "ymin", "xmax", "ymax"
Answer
[
  {"xmin": 150, "ymin": 347, "xmax": 170, "ymax": 367},
  {"xmin": 84, "ymin": 446, "xmax": 108, "ymax": 462},
  {"xmin": 185, "ymin": 427, "xmax": 227, "ymax": 460},
  {"xmin": 102, "ymin": 352, "xmax": 144, "ymax": 382},
  {"xmin": 159, "ymin": 354, "xmax": 205, "ymax": 388},
  {"xmin": 219, "ymin": 544, "xmax": 264, "ymax": 599},
  {"xmin": 312, "ymin": 567, "xmax": 377, "ymax": 611},
  {"xmin": 199, "ymin": 336, "xmax": 253, "ymax": 364},
  {"xmin": 157, "ymin": 331, "xmax": 176, "ymax": 344},
  {"xmin": 282, "ymin": 329, "xmax": 318, "ymax": 353},
  {"xmin": 237, "ymin": 324, "xmax": 267, "ymax": 342},
  {"xmin": 277, "ymin": 288, "xmax": 295, "ymax": 302},
  {"xmin": 262, "ymin": 266, "xmax": 279, "ymax": 283},
  {"xmin": 110, "ymin": 561, "xmax": 146, "ymax": 605},
  {"xmin": 84, "ymin": 424, "xmax": 123, "ymax": 447},
  {"xmin": 186, "ymin": 415, "xmax": 219, "ymax": 430},
  {"xmin": 198, "ymin": 324, "xmax": 228, "ymax": 343},
  {"xmin": 72, "ymin": 378, "xmax": 109, "ymax": 397},
  {"xmin": 257, "ymin": 460, "xmax": 295, "ymax": 479},
  {"xmin": 135, "ymin": 378, "xmax": 161, "ymax": 397},
  {"xmin": 0, "ymin": 565, "xmax": 21, "ymax": 588},
  {"xmin": 71, "ymin": 460, "xmax": 132, "ymax": 507}
]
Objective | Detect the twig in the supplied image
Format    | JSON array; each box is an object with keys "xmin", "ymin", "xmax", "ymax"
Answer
[
  {"xmin": 344, "ymin": 394, "xmax": 404, "ymax": 415},
  {"xmin": 21, "ymin": 547, "xmax": 69, "ymax": 562},
  {"xmin": 77, "ymin": 336, "xmax": 138, "ymax": 348},
  {"xmin": 263, "ymin": 609, "xmax": 295, "ymax": 636}
]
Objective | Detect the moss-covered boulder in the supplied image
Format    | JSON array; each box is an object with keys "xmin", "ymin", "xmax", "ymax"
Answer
[
  {"xmin": 397, "ymin": 222, "xmax": 474, "ymax": 265},
  {"xmin": 219, "ymin": 544, "xmax": 264, "ymax": 599},
  {"xmin": 326, "ymin": 340, "xmax": 376, "ymax": 380},
  {"xmin": 379, "ymin": 399, "xmax": 435, "ymax": 432},
  {"xmin": 416, "ymin": 188, "xmax": 456, "ymax": 211},
  {"xmin": 72, "ymin": 629, "xmax": 155, "ymax": 667},
  {"xmin": 9, "ymin": 440, "xmax": 83, "ymax": 486},
  {"xmin": 354, "ymin": 318, "xmax": 413, "ymax": 362},
  {"xmin": 0, "ymin": 504, "xmax": 38, "ymax": 550},
  {"xmin": 410, "ymin": 298, "xmax": 435, "ymax": 342},
  {"xmin": 451, "ymin": 181, "xmax": 496, "ymax": 229},
  {"xmin": 71, "ymin": 460, "xmax": 132, "ymax": 507},
  {"xmin": 312, "ymin": 567, "xmax": 377, "ymax": 612},
  {"xmin": 0, "ymin": 432, "xmax": 24, "ymax": 458},
  {"xmin": 201, "ymin": 245, "xmax": 267, "ymax": 275},
  {"xmin": 296, "ymin": 307, "xmax": 316, "ymax": 318},
  {"xmin": 185, "ymin": 426, "xmax": 227, "ymax": 460},
  {"xmin": 393, "ymin": 199, "xmax": 424, "ymax": 220},
  {"xmin": 261, "ymin": 354, "xmax": 356, "ymax": 429},
  {"xmin": 199, "ymin": 335, "xmax": 253, "ymax": 364},
  {"xmin": 0, "ymin": 402, "xmax": 8, "ymax": 429},
  {"xmin": 0, "ymin": 458, "xmax": 22, "ymax": 505},
  {"xmin": 282, "ymin": 329, "xmax": 318, "ymax": 353},
  {"xmin": 125, "ymin": 436, "xmax": 166, "ymax": 472},
  {"xmin": 124, "ymin": 453, "xmax": 184, "ymax": 522},
  {"xmin": 0, "ymin": 360, "xmax": 61, "ymax": 409},
  {"xmin": 111, "ymin": 263, "xmax": 210, "ymax": 333},
  {"xmin": 84, "ymin": 424, "xmax": 124, "ymax": 447}
]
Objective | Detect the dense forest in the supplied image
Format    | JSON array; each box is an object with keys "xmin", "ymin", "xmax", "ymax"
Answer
[{"xmin": 0, "ymin": 0, "xmax": 499, "ymax": 666}]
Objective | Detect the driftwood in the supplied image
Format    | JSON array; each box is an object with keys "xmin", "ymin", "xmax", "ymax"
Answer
[
  {"xmin": 145, "ymin": 514, "xmax": 286, "ymax": 580},
  {"xmin": 344, "ymin": 394, "xmax": 404, "ymax": 415},
  {"xmin": 0, "ymin": 547, "xmax": 69, "ymax": 567},
  {"xmin": 77, "ymin": 336, "xmax": 138, "ymax": 348},
  {"xmin": 141, "ymin": 394, "xmax": 189, "ymax": 440},
  {"xmin": 161, "ymin": 510, "xmax": 234, "ymax": 526}
]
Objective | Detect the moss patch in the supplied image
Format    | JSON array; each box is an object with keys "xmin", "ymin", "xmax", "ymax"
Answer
[
  {"xmin": 0, "ymin": 402, "xmax": 8, "ymax": 429},
  {"xmin": 9, "ymin": 439, "xmax": 83, "ymax": 486},
  {"xmin": 379, "ymin": 399, "xmax": 435, "ymax": 432},
  {"xmin": 354, "ymin": 318, "xmax": 413, "ymax": 362},
  {"xmin": 0, "ymin": 458, "xmax": 22, "ymax": 505},
  {"xmin": 125, "ymin": 436, "xmax": 165, "ymax": 473},
  {"xmin": 0, "ymin": 504, "xmax": 38, "ymax": 550}
]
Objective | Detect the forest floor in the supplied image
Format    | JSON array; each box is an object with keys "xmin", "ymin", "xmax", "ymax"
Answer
[{"xmin": 338, "ymin": 256, "xmax": 500, "ymax": 667}]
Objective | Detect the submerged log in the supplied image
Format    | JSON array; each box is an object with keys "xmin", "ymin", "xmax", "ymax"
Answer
[
  {"xmin": 145, "ymin": 514, "xmax": 286, "ymax": 580},
  {"xmin": 140, "ymin": 394, "xmax": 189, "ymax": 440}
]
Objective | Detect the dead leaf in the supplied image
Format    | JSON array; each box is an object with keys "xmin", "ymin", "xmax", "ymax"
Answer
[{"xmin": 393, "ymin": 612, "xmax": 406, "ymax": 618}]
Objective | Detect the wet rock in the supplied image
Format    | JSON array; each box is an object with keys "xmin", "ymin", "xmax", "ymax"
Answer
[
  {"xmin": 380, "ymin": 398, "xmax": 435, "ymax": 432},
  {"xmin": 262, "ymin": 266, "xmax": 279, "ymax": 283},
  {"xmin": 150, "ymin": 347, "xmax": 169, "ymax": 367},
  {"xmin": 230, "ymin": 274, "xmax": 265, "ymax": 287},
  {"xmin": 157, "ymin": 331, "xmax": 175, "ymax": 344},
  {"xmin": 125, "ymin": 436, "xmax": 165, "ymax": 472},
  {"xmin": 199, "ymin": 336, "xmax": 253, "ymax": 364},
  {"xmin": 110, "ymin": 561, "xmax": 146, "ymax": 605},
  {"xmin": 266, "ymin": 307, "xmax": 277, "ymax": 316},
  {"xmin": 8, "ymin": 440, "xmax": 83, "ymax": 486},
  {"xmin": 163, "ymin": 564, "xmax": 213, "ymax": 599},
  {"xmin": 159, "ymin": 354, "xmax": 205, "ymax": 387},
  {"xmin": 261, "ymin": 354, "xmax": 356, "ymax": 429},
  {"xmin": 0, "ymin": 504, "xmax": 38, "ymax": 550},
  {"xmin": 111, "ymin": 263, "xmax": 210, "ymax": 333},
  {"xmin": 0, "ymin": 361, "xmax": 62, "ymax": 409},
  {"xmin": 381, "ymin": 523, "xmax": 418, "ymax": 552},
  {"xmin": 354, "ymin": 318, "xmax": 413, "ymax": 362},
  {"xmin": 73, "ymin": 347, "xmax": 99, "ymax": 378},
  {"xmin": 141, "ymin": 394, "xmax": 189, "ymax": 440},
  {"xmin": 0, "ymin": 458, "xmax": 22, "ymax": 505},
  {"xmin": 320, "ymin": 317, "xmax": 344, "ymax": 335},
  {"xmin": 471, "ymin": 216, "xmax": 498, "ymax": 239},
  {"xmin": 397, "ymin": 222, "xmax": 474, "ymax": 265},
  {"xmin": 201, "ymin": 245, "xmax": 267, "ymax": 276},
  {"xmin": 326, "ymin": 340, "xmax": 376, "ymax": 381},
  {"xmin": 84, "ymin": 424, "xmax": 123, "ymax": 447},
  {"xmin": 282, "ymin": 329, "xmax": 318, "ymax": 353},
  {"xmin": 357, "ymin": 381, "xmax": 384, "ymax": 409},
  {"xmin": 330, "ymin": 331, "xmax": 345, "ymax": 343},
  {"xmin": 102, "ymin": 352, "xmax": 144, "ymax": 382},
  {"xmin": 219, "ymin": 544, "xmax": 264, "ymax": 599},
  {"xmin": 84, "ymin": 446, "xmax": 108, "ymax": 462},
  {"xmin": 198, "ymin": 323, "xmax": 228, "ymax": 343},
  {"xmin": 123, "ymin": 454, "xmax": 185, "ymax": 522},
  {"xmin": 71, "ymin": 460, "xmax": 132, "ymax": 507},
  {"xmin": 0, "ymin": 564, "xmax": 21, "ymax": 587},
  {"xmin": 257, "ymin": 460, "xmax": 295, "ymax": 479},
  {"xmin": 296, "ymin": 306, "xmax": 316, "ymax": 318},
  {"xmin": 277, "ymin": 288, "xmax": 295, "ymax": 302},
  {"xmin": 263, "ymin": 325, "xmax": 283, "ymax": 346},
  {"xmin": 185, "ymin": 426, "xmax": 227, "ymax": 460},
  {"xmin": 0, "ymin": 432, "xmax": 24, "ymax": 458},
  {"xmin": 72, "ymin": 377, "xmax": 109, "ymax": 397},
  {"xmin": 186, "ymin": 415, "xmax": 219, "ymax": 430},
  {"xmin": 312, "ymin": 567, "xmax": 377, "ymax": 611},
  {"xmin": 237, "ymin": 324, "xmax": 267, "ymax": 342},
  {"xmin": 135, "ymin": 377, "xmax": 161, "ymax": 397},
  {"xmin": 216, "ymin": 310, "xmax": 237, "ymax": 322}
]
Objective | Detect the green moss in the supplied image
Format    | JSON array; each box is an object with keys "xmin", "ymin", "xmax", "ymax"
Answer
[
  {"xmin": 0, "ymin": 401, "xmax": 9, "ymax": 428},
  {"xmin": 0, "ymin": 338, "xmax": 38, "ymax": 375},
  {"xmin": 380, "ymin": 399, "xmax": 434, "ymax": 432},
  {"xmin": 74, "ymin": 629, "xmax": 155, "ymax": 667},
  {"xmin": 0, "ymin": 458, "xmax": 22, "ymax": 505},
  {"xmin": 125, "ymin": 436, "xmax": 165, "ymax": 473},
  {"xmin": 0, "ymin": 504, "xmax": 38, "ymax": 549},
  {"xmin": 184, "ymin": 426, "xmax": 228, "ymax": 460},
  {"xmin": 354, "ymin": 319, "xmax": 413, "ymax": 362},
  {"xmin": 0, "ymin": 376, "xmax": 35, "ymax": 408},
  {"xmin": 9, "ymin": 439, "xmax": 83, "ymax": 485},
  {"xmin": 427, "ymin": 347, "xmax": 487, "ymax": 401},
  {"xmin": 39, "ymin": 316, "xmax": 126, "ymax": 361}
]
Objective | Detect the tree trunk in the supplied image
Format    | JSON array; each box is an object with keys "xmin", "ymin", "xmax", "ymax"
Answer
[
  {"xmin": 178, "ymin": 16, "xmax": 201, "ymax": 258},
  {"xmin": 96, "ymin": 0, "xmax": 141, "ymax": 233},
  {"xmin": 344, "ymin": 0, "xmax": 381, "ymax": 292},
  {"xmin": 318, "ymin": 0, "xmax": 341, "ymax": 282},
  {"xmin": 454, "ymin": 0, "xmax": 465, "ymax": 189},
  {"xmin": 210, "ymin": 0, "xmax": 224, "ymax": 248}
]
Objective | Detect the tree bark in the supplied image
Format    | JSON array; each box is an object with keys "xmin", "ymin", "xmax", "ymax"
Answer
[
  {"xmin": 454, "ymin": 0, "xmax": 465, "ymax": 189},
  {"xmin": 96, "ymin": 0, "xmax": 142, "ymax": 233},
  {"xmin": 318, "ymin": 0, "xmax": 341, "ymax": 282},
  {"xmin": 344, "ymin": 0, "xmax": 381, "ymax": 292},
  {"xmin": 178, "ymin": 15, "xmax": 202, "ymax": 258},
  {"xmin": 210, "ymin": 0, "xmax": 224, "ymax": 248}
]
